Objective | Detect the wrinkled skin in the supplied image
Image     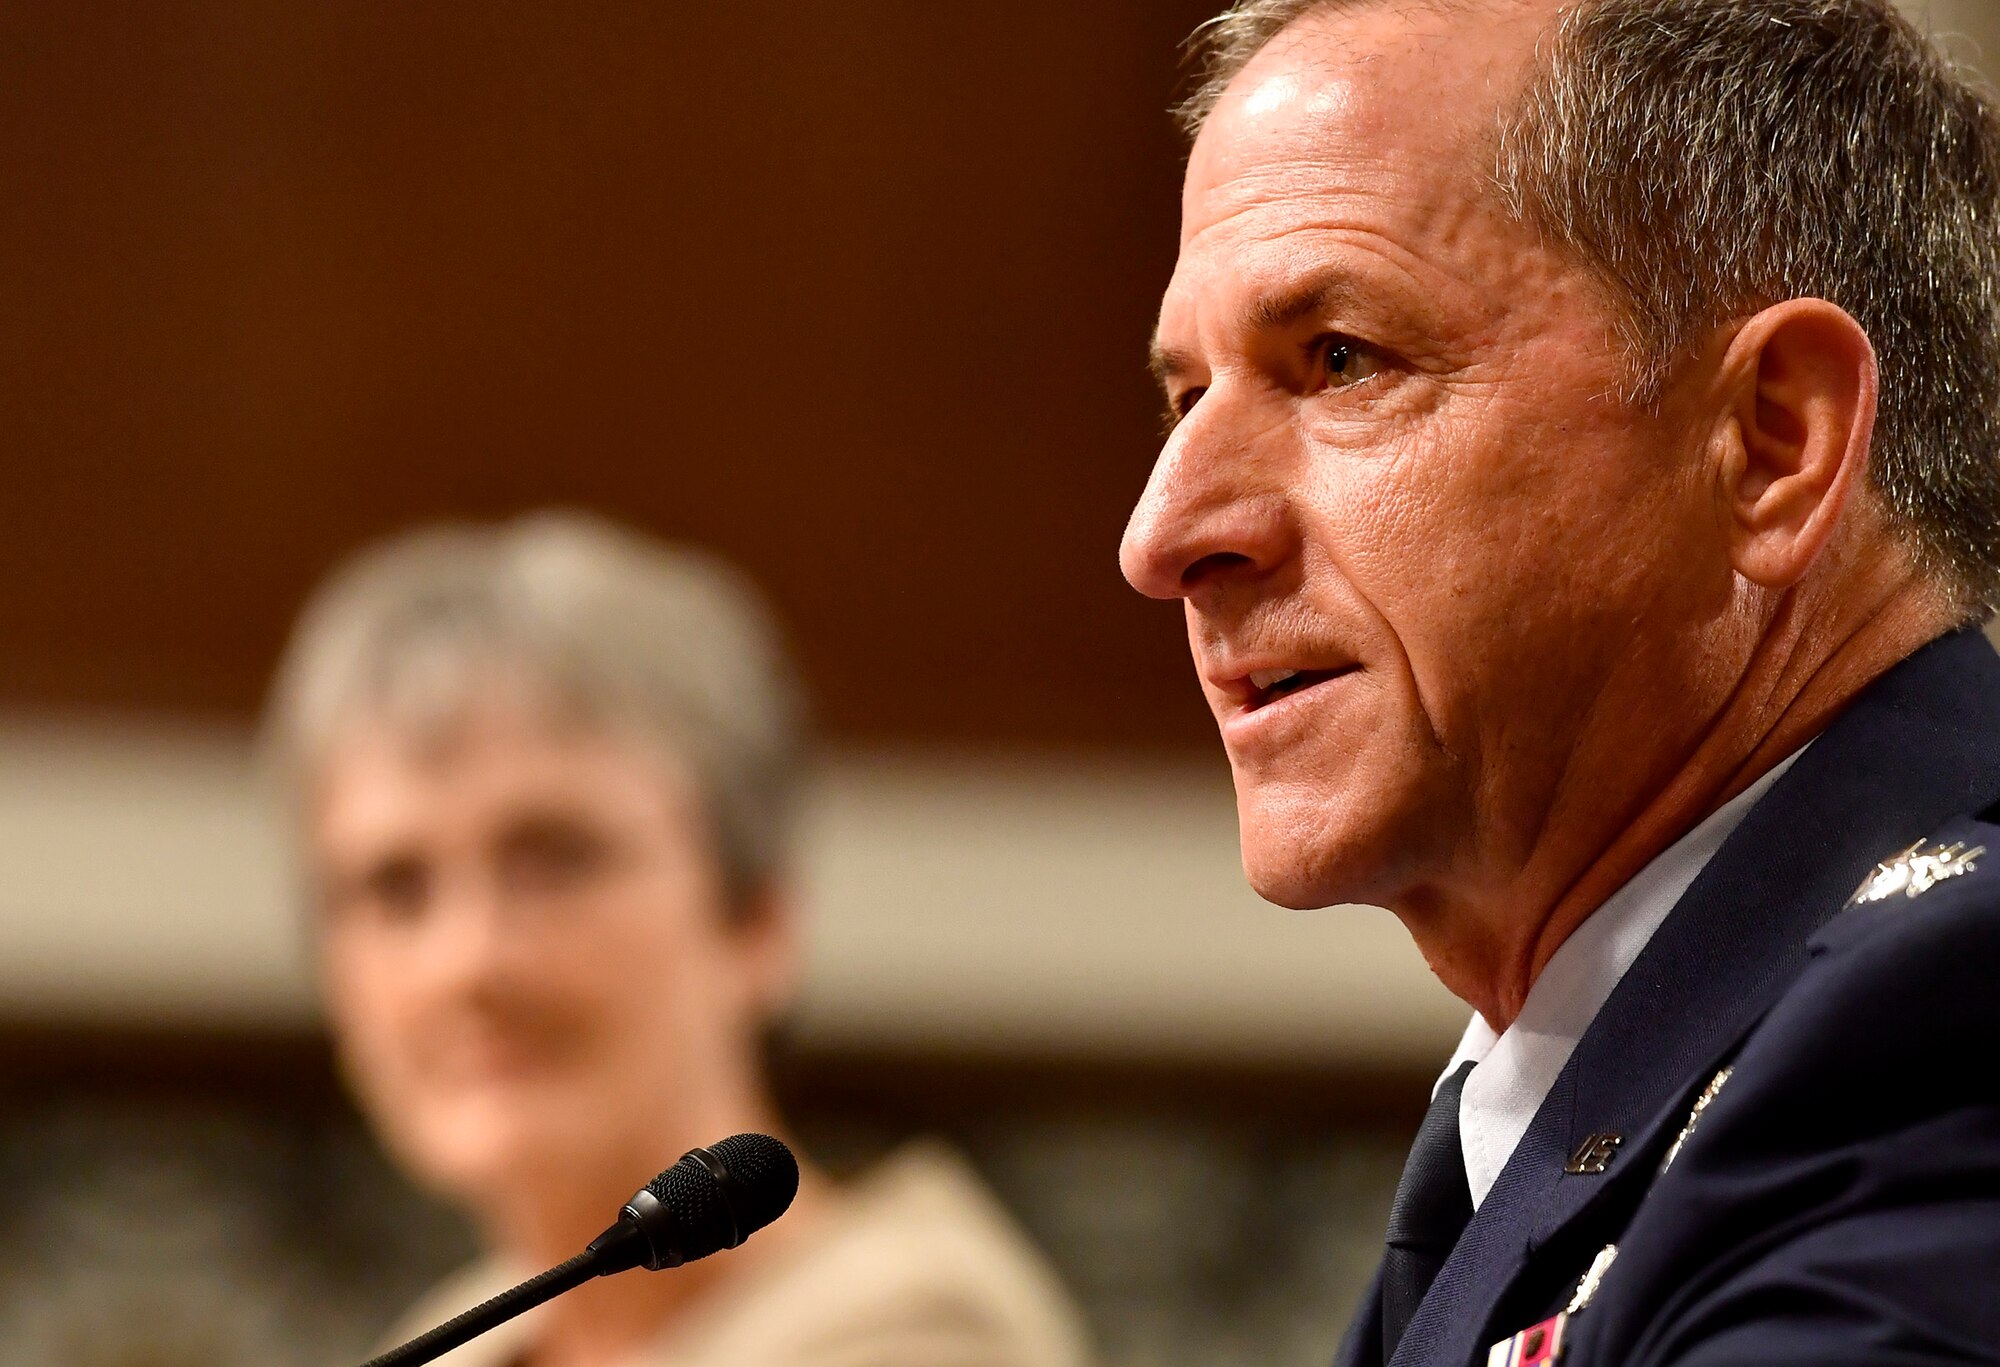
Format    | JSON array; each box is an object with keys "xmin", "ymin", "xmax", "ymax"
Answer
[{"xmin": 1121, "ymin": 1, "xmax": 1945, "ymax": 1025}]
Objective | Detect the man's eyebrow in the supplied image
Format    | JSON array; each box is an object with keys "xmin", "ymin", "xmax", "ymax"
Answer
[
  {"xmin": 1248, "ymin": 272, "xmax": 1358, "ymax": 335},
  {"xmin": 1148, "ymin": 272, "xmax": 1362, "ymax": 391},
  {"xmin": 1148, "ymin": 332, "xmax": 1198, "ymax": 390}
]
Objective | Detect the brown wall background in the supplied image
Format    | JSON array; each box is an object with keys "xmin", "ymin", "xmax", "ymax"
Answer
[
  {"xmin": 0, "ymin": 22, "xmax": 1424, "ymax": 1359},
  {"xmin": 25, "ymin": 10, "xmax": 1998, "ymax": 1362},
  {"xmin": 3, "ymin": 0, "xmax": 1219, "ymax": 748}
]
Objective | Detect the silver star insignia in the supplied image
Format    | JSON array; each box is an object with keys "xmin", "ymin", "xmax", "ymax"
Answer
[
  {"xmin": 1659, "ymin": 1066, "xmax": 1732, "ymax": 1176},
  {"xmin": 1849, "ymin": 840, "xmax": 1986, "ymax": 906},
  {"xmin": 1566, "ymin": 1244, "xmax": 1620, "ymax": 1316}
]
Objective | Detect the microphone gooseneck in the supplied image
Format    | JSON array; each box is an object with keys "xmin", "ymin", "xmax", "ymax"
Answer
[{"xmin": 359, "ymin": 1133, "xmax": 800, "ymax": 1367}]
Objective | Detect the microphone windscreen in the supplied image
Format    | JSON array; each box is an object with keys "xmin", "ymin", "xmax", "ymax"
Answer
[
  {"xmin": 703, "ymin": 1132, "xmax": 800, "ymax": 1233},
  {"xmin": 641, "ymin": 1133, "xmax": 799, "ymax": 1262}
]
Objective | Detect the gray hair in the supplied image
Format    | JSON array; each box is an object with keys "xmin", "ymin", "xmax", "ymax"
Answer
[
  {"xmin": 1178, "ymin": 0, "xmax": 2000, "ymax": 613},
  {"xmin": 264, "ymin": 513, "xmax": 808, "ymax": 905}
]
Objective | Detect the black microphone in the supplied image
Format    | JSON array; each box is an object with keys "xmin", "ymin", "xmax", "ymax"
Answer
[{"xmin": 359, "ymin": 1134, "xmax": 800, "ymax": 1367}]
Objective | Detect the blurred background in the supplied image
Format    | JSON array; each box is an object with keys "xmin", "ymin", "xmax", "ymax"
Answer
[{"xmin": 2, "ymin": 2, "xmax": 1995, "ymax": 1364}]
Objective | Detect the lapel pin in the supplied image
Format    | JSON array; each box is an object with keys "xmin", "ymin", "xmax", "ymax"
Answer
[
  {"xmin": 1564, "ymin": 1132, "xmax": 1623, "ymax": 1175},
  {"xmin": 1849, "ymin": 839, "xmax": 1985, "ymax": 906}
]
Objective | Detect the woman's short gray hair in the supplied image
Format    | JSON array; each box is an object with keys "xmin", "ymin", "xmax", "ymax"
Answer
[{"xmin": 264, "ymin": 513, "xmax": 808, "ymax": 904}]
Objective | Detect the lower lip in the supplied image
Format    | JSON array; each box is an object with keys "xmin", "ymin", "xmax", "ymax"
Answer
[{"xmin": 1220, "ymin": 669, "xmax": 1361, "ymax": 745}]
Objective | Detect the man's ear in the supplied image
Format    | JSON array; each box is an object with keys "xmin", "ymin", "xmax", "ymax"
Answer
[{"xmin": 1713, "ymin": 298, "xmax": 1878, "ymax": 588}]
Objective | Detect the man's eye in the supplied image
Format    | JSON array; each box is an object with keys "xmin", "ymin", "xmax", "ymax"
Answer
[
  {"xmin": 1163, "ymin": 386, "xmax": 1207, "ymax": 432},
  {"xmin": 1311, "ymin": 335, "xmax": 1382, "ymax": 391}
]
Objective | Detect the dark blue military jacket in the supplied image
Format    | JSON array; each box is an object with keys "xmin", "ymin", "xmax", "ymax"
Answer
[{"xmin": 1339, "ymin": 628, "xmax": 2000, "ymax": 1367}]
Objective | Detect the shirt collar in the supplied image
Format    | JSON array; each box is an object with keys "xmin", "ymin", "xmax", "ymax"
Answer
[{"xmin": 1440, "ymin": 747, "xmax": 1807, "ymax": 1208}]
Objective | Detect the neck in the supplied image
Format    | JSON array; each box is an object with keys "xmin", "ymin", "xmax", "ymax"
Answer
[{"xmin": 1411, "ymin": 566, "xmax": 1956, "ymax": 1031}]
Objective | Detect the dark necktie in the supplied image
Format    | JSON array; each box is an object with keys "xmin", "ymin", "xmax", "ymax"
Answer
[{"xmin": 1379, "ymin": 1060, "xmax": 1477, "ymax": 1364}]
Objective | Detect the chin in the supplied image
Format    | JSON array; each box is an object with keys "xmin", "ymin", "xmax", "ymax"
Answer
[
  {"xmin": 395, "ymin": 1095, "xmax": 582, "ymax": 1204},
  {"xmin": 1233, "ymin": 776, "xmax": 1405, "ymax": 910}
]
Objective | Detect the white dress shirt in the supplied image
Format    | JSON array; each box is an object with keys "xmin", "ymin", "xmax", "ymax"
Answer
[{"xmin": 1441, "ymin": 750, "xmax": 1806, "ymax": 1208}]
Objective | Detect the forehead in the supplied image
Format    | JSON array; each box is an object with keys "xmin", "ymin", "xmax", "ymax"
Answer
[
  {"xmin": 310, "ymin": 700, "xmax": 686, "ymax": 846},
  {"xmin": 1164, "ymin": 3, "xmax": 1561, "ymax": 346}
]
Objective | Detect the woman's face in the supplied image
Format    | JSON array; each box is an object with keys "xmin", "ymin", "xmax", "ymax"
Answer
[{"xmin": 308, "ymin": 699, "xmax": 790, "ymax": 1214}]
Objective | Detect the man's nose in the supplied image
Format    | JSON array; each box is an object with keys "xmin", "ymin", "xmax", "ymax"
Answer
[{"xmin": 1119, "ymin": 399, "xmax": 1289, "ymax": 601}]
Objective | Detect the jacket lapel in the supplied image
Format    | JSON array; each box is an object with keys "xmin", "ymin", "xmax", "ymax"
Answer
[
  {"xmin": 1380, "ymin": 628, "xmax": 2000, "ymax": 1367},
  {"xmin": 1334, "ymin": 1266, "xmax": 1386, "ymax": 1367}
]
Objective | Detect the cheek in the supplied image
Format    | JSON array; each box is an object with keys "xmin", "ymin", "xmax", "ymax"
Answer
[
  {"xmin": 1286, "ymin": 433, "xmax": 1477, "ymax": 722},
  {"xmin": 318, "ymin": 930, "xmax": 425, "ymax": 1107},
  {"xmin": 575, "ymin": 875, "xmax": 746, "ymax": 1038},
  {"xmin": 1318, "ymin": 389, "xmax": 1686, "ymax": 711},
  {"xmin": 320, "ymin": 933, "xmax": 389, "ymax": 1040}
]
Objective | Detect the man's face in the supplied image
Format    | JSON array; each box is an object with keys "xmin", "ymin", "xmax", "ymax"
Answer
[
  {"xmin": 309, "ymin": 700, "xmax": 784, "ymax": 1209},
  {"xmin": 1122, "ymin": 6, "xmax": 1724, "ymax": 914}
]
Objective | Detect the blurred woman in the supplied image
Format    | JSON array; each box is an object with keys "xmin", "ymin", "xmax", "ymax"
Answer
[{"xmin": 264, "ymin": 513, "xmax": 1089, "ymax": 1367}]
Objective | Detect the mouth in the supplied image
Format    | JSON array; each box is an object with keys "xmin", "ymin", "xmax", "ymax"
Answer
[
  {"xmin": 1231, "ymin": 664, "xmax": 1360, "ymax": 713},
  {"xmin": 420, "ymin": 1015, "xmax": 578, "ymax": 1084}
]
